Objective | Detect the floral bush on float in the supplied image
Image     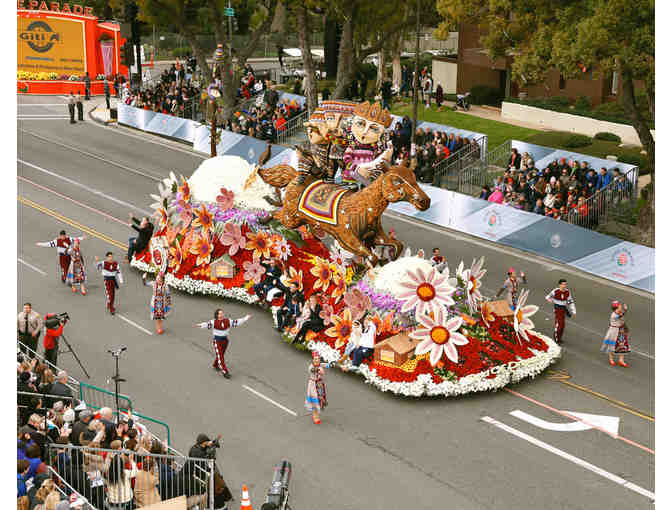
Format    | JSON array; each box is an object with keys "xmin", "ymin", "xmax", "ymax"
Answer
[{"xmin": 131, "ymin": 155, "xmax": 561, "ymax": 397}]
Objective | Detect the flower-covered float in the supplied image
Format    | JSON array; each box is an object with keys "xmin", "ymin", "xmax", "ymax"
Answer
[{"xmin": 131, "ymin": 155, "xmax": 561, "ymax": 397}]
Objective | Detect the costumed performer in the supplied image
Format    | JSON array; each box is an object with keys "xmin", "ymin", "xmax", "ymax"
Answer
[
  {"xmin": 545, "ymin": 278, "xmax": 576, "ymax": 344},
  {"xmin": 65, "ymin": 239, "xmax": 88, "ymax": 295},
  {"xmin": 305, "ymin": 351, "xmax": 335, "ymax": 425},
  {"xmin": 496, "ymin": 268, "xmax": 527, "ymax": 310},
  {"xmin": 430, "ymin": 247, "xmax": 446, "ymax": 272},
  {"xmin": 342, "ymin": 101, "xmax": 393, "ymax": 187},
  {"xmin": 142, "ymin": 271, "xmax": 171, "ymax": 335},
  {"xmin": 295, "ymin": 109, "xmax": 336, "ymax": 185},
  {"xmin": 194, "ymin": 310, "xmax": 251, "ymax": 379},
  {"xmin": 36, "ymin": 230, "xmax": 85, "ymax": 284},
  {"xmin": 600, "ymin": 301, "xmax": 630, "ymax": 367},
  {"xmin": 95, "ymin": 252, "xmax": 123, "ymax": 315}
]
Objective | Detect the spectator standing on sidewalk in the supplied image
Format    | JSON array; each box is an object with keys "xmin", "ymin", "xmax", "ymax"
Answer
[
  {"xmin": 17, "ymin": 303, "xmax": 42, "ymax": 358},
  {"xmin": 84, "ymin": 72, "xmax": 91, "ymax": 100},
  {"xmin": 67, "ymin": 92, "xmax": 76, "ymax": 124},
  {"xmin": 75, "ymin": 92, "xmax": 84, "ymax": 121},
  {"xmin": 435, "ymin": 83, "xmax": 444, "ymax": 110},
  {"xmin": 103, "ymin": 78, "xmax": 111, "ymax": 110}
]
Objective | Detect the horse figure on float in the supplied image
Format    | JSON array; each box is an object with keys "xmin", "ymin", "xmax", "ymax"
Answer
[{"xmin": 256, "ymin": 156, "xmax": 430, "ymax": 266}]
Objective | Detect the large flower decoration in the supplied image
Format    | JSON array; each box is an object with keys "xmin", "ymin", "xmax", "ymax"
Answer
[
  {"xmin": 216, "ymin": 188, "xmax": 235, "ymax": 211},
  {"xmin": 319, "ymin": 303, "xmax": 334, "ymax": 326},
  {"xmin": 168, "ymin": 242, "xmax": 182, "ymax": 272},
  {"xmin": 179, "ymin": 178, "xmax": 191, "ymax": 202},
  {"xmin": 462, "ymin": 257, "xmax": 487, "ymax": 313},
  {"xmin": 310, "ymin": 257, "xmax": 332, "ymax": 292},
  {"xmin": 343, "ymin": 288, "xmax": 372, "ymax": 321},
  {"xmin": 297, "ymin": 225, "xmax": 313, "ymax": 240},
  {"xmin": 273, "ymin": 237, "xmax": 292, "ymax": 261},
  {"xmin": 447, "ymin": 260, "xmax": 465, "ymax": 288},
  {"xmin": 246, "ymin": 231, "xmax": 272, "ymax": 260},
  {"xmin": 219, "ymin": 223, "xmax": 246, "ymax": 256},
  {"xmin": 329, "ymin": 245, "xmax": 350, "ymax": 274},
  {"xmin": 281, "ymin": 266, "xmax": 303, "ymax": 292},
  {"xmin": 325, "ymin": 308, "xmax": 353, "ymax": 348},
  {"xmin": 397, "ymin": 266, "xmax": 455, "ymax": 316},
  {"xmin": 411, "ymin": 306, "xmax": 469, "ymax": 366},
  {"xmin": 370, "ymin": 311, "xmax": 399, "ymax": 336},
  {"xmin": 243, "ymin": 259, "xmax": 265, "ymax": 284},
  {"xmin": 330, "ymin": 272, "xmax": 346, "ymax": 303},
  {"xmin": 154, "ymin": 207, "xmax": 169, "ymax": 228},
  {"xmin": 192, "ymin": 204, "xmax": 214, "ymax": 233},
  {"xmin": 189, "ymin": 232, "xmax": 213, "ymax": 266},
  {"xmin": 513, "ymin": 289, "xmax": 539, "ymax": 342}
]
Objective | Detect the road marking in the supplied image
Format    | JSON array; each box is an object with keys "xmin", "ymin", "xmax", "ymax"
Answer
[
  {"xmin": 385, "ymin": 211, "xmax": 654, "ymax": 300},
  {"xmin": 18, "ymin": 196, "xmax": 127, "ymax": 251},
  {"xmin": 19, "ymin": 130, "xmax": 164, "ymax": 182},
  {"xmin": 481, "ymin": 416, "xmax": 655, "ymax": 501},
  {"xmin": 504, "ymin": 388, "xmax": 654, "ymax": 454},
  {"xmin": 510, "ymin": 409, "xmax": 620, "ymax": 435},
  {"xmin": 242, "ymin": 384, "xmax": 297, "ymax": 417},
  {"xmin": 18, "ymin": 117, "xmax": 71, "ymax": 121},
  {"xmin": 117, "ymin": 314, "xmax": 153, "ymax": 336},
  {"xmin": 18, "ymin": 257, "xmax": 47, "ymax": 276},
  {"xmin": 18, "ymin": 159, "xmax": 151, "ymax": 216},
  {"xmin": 18, "ymin": 176, "xmax": 128, "ymax": 226}
]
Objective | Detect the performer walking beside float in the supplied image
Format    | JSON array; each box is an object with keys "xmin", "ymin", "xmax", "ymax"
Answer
[
  {"xmin": 36, "ymin": 230, "xmax": 85, "ymax": 284},
  {"xmin": 142, "ymin": 271, "xmax": 171, "ymax": 334},
  {"xmin": 545, "ymin": 279, "xmax": 576, "ymax": 344},
  {"xmin": 305, "ymin": 351, "xmax": 335, "ymax": 424},
  {"xmin": 601, "ymin": 301, "xmax": 630, "ymax": 367},
  {"xmin": 65, "ymin": 239, "xmax": 88, "ymax": 295},
  {"xmin": 95, "ymin": 252, "xmax": 123, "ymax": 315},
  {"xmin": 194, "ymin": 310, "xmax": 251, "ymax": 379},
  {"xmin": 497, "ymin": 268, "xmax": 526, "ymax": 310}
]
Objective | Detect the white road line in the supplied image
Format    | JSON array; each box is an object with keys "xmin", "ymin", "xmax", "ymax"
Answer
[
  {"xmin": 19, "ymin": 130, "xmax": 164, "ymax": 182},
  {"xmin": 117, "ymin": 314, "xmax": 153, "ymax": 336},
  {"xmin": 242, "ymin": 384, "xmax": 297, "ymax": 417},
  {"xmin": 18, "ymin": 258, "xmax": 47, "ymax": 276},
  {"xmin": 17, "ymin": 159, "xmax": 152, "ymax": 216},
  {"xmin": 481, "ymin": 416, "xmax": 654, "ymax": 501},
  {"xmin": 385, "ymin": 211, "xmax": 654, "ymax": 300},
  {"xmin": 18, "ymin": 117, "xmax": 71, "ymax": 120}
]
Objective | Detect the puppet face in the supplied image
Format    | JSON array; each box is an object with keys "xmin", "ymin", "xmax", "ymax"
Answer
[
  {"xmin": 307, "ymin": 125, "xmax": 327, "ymax": 145},
  {"xmin": 324, "ymin": 112, "xmax": 344, "ymax": 137},
  {"xmin": 351, "ymin": 116, "xmax": 385, "ymax": 145}
]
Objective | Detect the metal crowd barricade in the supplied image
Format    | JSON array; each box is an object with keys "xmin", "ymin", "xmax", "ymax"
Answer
[
  {"xmin": 47, "ymin": 466, "xmax": 94, "ymax": 510},
  {"xmin": 47, "ymin": 444, "xmax": 216, "ymax": 510},
  {"xmin": 452, "ymin": 139, "xmax": 513, "ymax": 196},
  {"xmin": 17, "ymin": 340, "xmax": 81, "ymax": 394},
  {"xmin": 431, "ymin": 136, "xmax": 487, "ymax": 190},
  {"xmin": 78, "ymin": 382, "xmax": 133, "ymax": 417},
  {"xmin": 276, "ymin": 109, "xmax": 309, "ymax": 146}
]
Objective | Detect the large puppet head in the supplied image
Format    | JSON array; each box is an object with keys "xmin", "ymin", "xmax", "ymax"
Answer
[
  {"xmin": 320, "ymin": 100, "xmax": 357, "ymax": 139},
  {"xmin": 303, "ymin": 109, "xmax": 328, "ymax": 145},
  {"xmin": 350, "ymin": 101, "xmax": 392, "ymax": 145}
]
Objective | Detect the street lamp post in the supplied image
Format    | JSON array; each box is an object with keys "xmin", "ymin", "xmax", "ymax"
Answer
[{"xmin": 411, "ymin": 0, "xmax": 420, "ymax": 147}]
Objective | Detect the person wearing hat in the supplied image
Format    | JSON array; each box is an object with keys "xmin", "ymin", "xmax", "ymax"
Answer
[
  {"xmin": 17, "ymin": 302, "xmax": 42, "ymax": 359},
  {"xmin": 305, "ymin": 351, "xmax": 336, "ymax": 424},
  {"xmin": 601, "ymin": 301, "xmax": 631, "ymax": 366},
  {"xmin": 496, "ymin": 268, "xmax": 527, "ymax": 310},
  {"xmin": 70, "ymin": 408, "xmax": 93, "ymax": 447}
]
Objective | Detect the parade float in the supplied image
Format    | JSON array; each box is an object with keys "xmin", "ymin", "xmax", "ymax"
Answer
[{"xmin": 130, "ymin": 151, "xmax": 561, "ymax": 397}]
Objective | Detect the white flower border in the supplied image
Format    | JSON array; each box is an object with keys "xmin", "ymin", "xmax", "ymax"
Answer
[
  {"xmin": 132, "ymin": 257, "xmax": 561, "ymax": 398},
  {"xmin": 309, "ymin": 332, "xmax": 561, "ymax": 397}
]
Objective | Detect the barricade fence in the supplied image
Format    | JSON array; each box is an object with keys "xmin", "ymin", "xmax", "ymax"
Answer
[
  {"xmin": 47, "ymin": 444, "xmax": 216, "ymax": 510},
  {"xmin": 79, "ymin": 382, "xmax": 133, "ymax": 417},
  {"xmin": 47, "ymin": 466, "xmax": 93, "ymax": 510},
  {"xmin": 431, "ymin": 135, "xmax": 487, "ymax": 190},
  {"xmin": 276, "ymin": 109, "xmax": 309, "ymax": 146}
]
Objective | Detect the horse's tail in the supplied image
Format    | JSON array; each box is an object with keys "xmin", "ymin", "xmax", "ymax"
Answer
[{"xmin": 258, "ymin": 164, "xmax": 297, "ymax": 188}]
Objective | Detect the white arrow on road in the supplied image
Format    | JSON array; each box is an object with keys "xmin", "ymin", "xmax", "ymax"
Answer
[{"xmin": 510, "ymin": 409, "xmax": 620, "ymax": 436}]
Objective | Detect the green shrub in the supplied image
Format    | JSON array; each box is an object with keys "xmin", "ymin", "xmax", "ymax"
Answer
[
  {"xmin": 574, "ymin": 95, "xmax": 591, "ymax": 111},
  {"xmin": 172, "ymin": 46, "xmax": 191, "ymax": 57},
  {"xmin": 562, "ymin": 134, "xmax": 592, "ymax": 148},
  {"xmin": 469, "ymin": 84, "xmax": 503, "ymax": 106},
  {"xmin": 617, "ymin": 153, "xmax": 649, "ymax": 174},
  {"xmin": 594, "ymin": 132, "xmax": 622, "ymax": 143},
  {"xmin": 544, "ymin": 96, "xmax": 571, "ymax": 109}
]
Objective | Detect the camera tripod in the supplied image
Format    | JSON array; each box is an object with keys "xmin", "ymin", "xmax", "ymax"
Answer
[{"xmin": 58, "ymin": 333, "xmax": 90, "ymax": 378}]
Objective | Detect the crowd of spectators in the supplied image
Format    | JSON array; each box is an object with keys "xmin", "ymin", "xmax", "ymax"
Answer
[
  {"xmin": 478, "ymin": 148, "xmax": 634, "ymax": 227},
  {"xmin": 17, "ymin": 343, "xmax": 230, "ymax": 508}
]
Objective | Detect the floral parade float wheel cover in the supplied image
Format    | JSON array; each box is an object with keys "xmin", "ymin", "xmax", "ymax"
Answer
[{"xmin": 131, "ymin": 156, "xmax": 561, "ymax": 397}]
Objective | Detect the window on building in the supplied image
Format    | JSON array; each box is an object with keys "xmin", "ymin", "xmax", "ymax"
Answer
[
  {"xmin": 559, "ymin": 75, "xmax": 566, "ymax": 90},
  {"xmin": 611, "ymin": 71, "xmax": 619, "ymax": 95}
]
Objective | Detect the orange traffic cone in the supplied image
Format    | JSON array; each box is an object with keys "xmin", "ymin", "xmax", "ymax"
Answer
[{"xmin": 241, "ymin": 484, "xmax": 252, "ymax": 509}]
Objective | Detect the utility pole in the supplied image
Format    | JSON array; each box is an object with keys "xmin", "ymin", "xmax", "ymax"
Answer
[{"xmin": 411, "ymin": 0, "xmax": 420, "ymax": 147}]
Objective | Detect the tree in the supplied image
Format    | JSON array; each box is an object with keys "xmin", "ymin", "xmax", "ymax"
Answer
[{"xmin": 437, "ymin": 0, "xmax": 654, "ymax": 244}]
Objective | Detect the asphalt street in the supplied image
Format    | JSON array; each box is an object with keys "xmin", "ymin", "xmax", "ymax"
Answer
[{"xmin": 17, "ymin": 96, "xmax": 655, "ymax": 509}]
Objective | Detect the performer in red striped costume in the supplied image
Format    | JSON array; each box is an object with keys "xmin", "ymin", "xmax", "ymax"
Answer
[
  {"xmin": 194, "ymin": 310, "xmax": 251, "ymax": 379},
  {"xmin": 36, "ymin": 230, "xmax": 85, "ymax": 283},
  {"xmin": 545, "ymin": 279, "xmax": 576, "ymax": 344},
  {"xmin": 95, "ymin": 252, "xmax": 123, "ymax": 315}
]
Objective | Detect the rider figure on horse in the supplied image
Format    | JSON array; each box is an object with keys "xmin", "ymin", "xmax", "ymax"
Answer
[{"xmin": 296, "ymin": 109, "xmax": 338, "ymax": 185}]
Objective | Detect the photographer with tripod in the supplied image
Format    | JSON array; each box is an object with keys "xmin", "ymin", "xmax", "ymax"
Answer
[{"xmin": 43, "ymin": 312, "xmax": 68, "ymax": 366}]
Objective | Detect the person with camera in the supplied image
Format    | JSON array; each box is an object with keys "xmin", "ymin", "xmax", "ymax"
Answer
[
  {"xmin": 36, "ymin": 230, "xmax": 85, "ymax": 284},
  {"xmin": 17, "ymin": 303, "xmax": 42, "ymax": 359},
  {"xmin": 43, "ymin": 313, "xmax": 68, "ymax": 366}
]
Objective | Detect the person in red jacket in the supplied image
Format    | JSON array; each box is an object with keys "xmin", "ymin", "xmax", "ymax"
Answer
[
  {"xmin": 43, "ymin": 314, "xmax": 67, "ymax": 366},
  {"xmin": 36, "ymin": 230, "xmax": 85, "ymax": 284}
]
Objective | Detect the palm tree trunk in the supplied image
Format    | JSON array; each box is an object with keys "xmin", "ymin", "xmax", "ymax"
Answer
[{"xmin": 295, "ymin": 2, "xmax": 318, "ymax": 112}]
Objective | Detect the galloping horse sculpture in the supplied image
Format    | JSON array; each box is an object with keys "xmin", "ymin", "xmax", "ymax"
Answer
[{"xmin": 256, "ymin": 159, "xmax": 430, "ymax": 266}]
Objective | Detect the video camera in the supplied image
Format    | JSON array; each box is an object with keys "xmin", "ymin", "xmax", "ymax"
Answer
[
  {"xmin": 260, "ymin": 460, "xmax": 292, "ymax": 510},
  {"xmin": 45, "ymin": 312, "xmax": 70, "ymax": 330}
]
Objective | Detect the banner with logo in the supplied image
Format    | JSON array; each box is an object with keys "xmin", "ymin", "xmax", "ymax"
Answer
[
  {"xmin": 117, "ymin": 104, "xmax": 154, "ymax": 131},
  {"xmin": 18, "ymin": 16, "xmax": 86, "ymax": 75}
]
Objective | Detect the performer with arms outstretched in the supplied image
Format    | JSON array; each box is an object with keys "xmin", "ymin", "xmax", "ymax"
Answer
[{"xmin": 194, "ymin": 310, "xmax": 251, "ymax": 379}]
